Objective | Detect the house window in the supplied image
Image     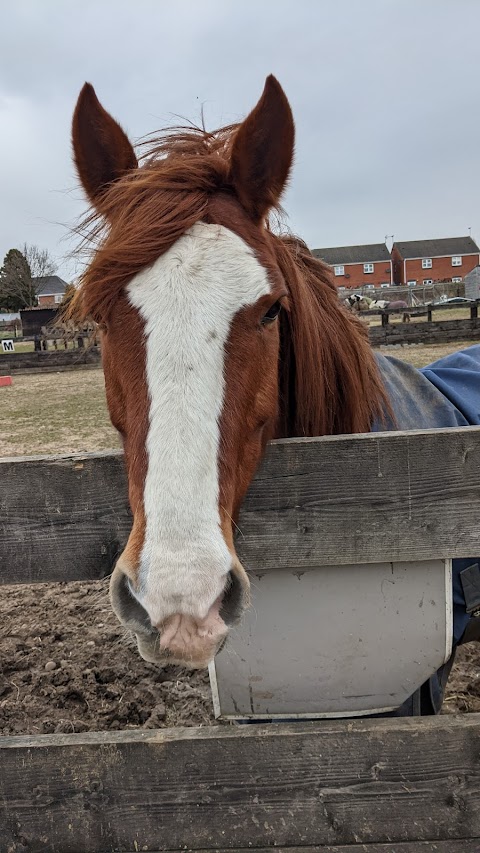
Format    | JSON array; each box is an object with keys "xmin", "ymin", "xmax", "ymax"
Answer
[
  {"xmin": 407, "ymin": 280, "xmax": 417, "ymax": 287},
  {"xmin": 423, "ymin": 279, "xmax": 433, "ymax": 285},
  {"xmin": 365, "ymin": 284, "xmax": 375, "ymax": 290},
  {"xmin": 380, "ymin": 283, "xmax": 390, "ymax": 288},
  {"xmin": 422, "ymin": 258, "xmax": 432, "ymax": 269},
  {"xmin": 363, "ymin": 263, "xmax": 374, "ymax": 274},
  {"xmin": 452, "ymin": 256, "xmax": 462, "ymax": 266},
  {"xmin": 334, "ymin": 265, "xmax": 345, "ymax": 276},
  {"xmin": 54, "ymin": 293, "xmax": 63, "ymax": 304},
  {"xmin": 452, "ymin": 276, "xmax": 462, "ymax": 283}
]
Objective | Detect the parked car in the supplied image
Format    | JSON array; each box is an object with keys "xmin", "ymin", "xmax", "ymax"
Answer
[{"xmin": 433, "ymin": 296, "xmax": 471, "ymax": 305}]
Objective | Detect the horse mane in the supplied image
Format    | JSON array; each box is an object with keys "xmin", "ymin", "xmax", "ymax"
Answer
[
  {"xmin": 71, "ymin": 122, "xmax": 389, "ymax": 437},
  {"xmin": 273, "ymin": 236, "xmax": 390, "ymax": 436}
]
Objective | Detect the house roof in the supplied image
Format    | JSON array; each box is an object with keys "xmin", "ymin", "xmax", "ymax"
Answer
[
  {"xmin": 465, "ymin": 265, "xmax": 480, "ymax": 281},
  {"xmin": 34, "ymin": 275, "xmax": 69, "ymax": 296},
  {"xmin": 312, "ymin": 243, "xmax": 391, "ymax": 265},
  {"xmin": 393, "ymin": 236, "xmax": 479, "ymax": 259}
]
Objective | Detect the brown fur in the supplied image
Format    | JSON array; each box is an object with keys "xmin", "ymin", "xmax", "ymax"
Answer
[{"xmin": 71, "ymin": 78, "xmax": 391, "ymax": 652}]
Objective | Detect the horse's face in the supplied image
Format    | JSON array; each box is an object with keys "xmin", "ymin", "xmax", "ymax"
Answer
[{"xmin": 72, "ymin": 78, "xmax": 294, "ymax": 668}]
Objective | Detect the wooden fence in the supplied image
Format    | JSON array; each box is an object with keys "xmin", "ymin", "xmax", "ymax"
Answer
[
  {"xmin": 367, "ymin": 300, "xmax": 480, "ymax": 346},
  {"xmin": 370, "ymin": 316, "xmax": 480, "ymax": 346},
  {"xmin": 0, "ymin": 346, "xmax": 101, "ymax": 375},
  {"xmin": 1, "ymin": 427, "xmax": 480, "ymax": 851}
]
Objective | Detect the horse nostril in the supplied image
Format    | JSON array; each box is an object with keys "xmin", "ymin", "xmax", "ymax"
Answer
[
  {"xmin": 220, "ymin": 570, "xmax": 246, "ymax": 626},
  {"xmin": 110, "ymin": 570, "xmax": 156, "ymax": 636}
]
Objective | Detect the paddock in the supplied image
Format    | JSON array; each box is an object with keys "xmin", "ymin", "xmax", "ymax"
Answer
[{"xmin": 1, "ymin": 425, "xmax": 480, "ymax": 850}]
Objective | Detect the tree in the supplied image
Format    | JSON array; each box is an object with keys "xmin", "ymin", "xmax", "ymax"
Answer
[
  {"xmin": 0, "ymin": 249, "xmax": 35, "ymax": 311},
  {"xmin": 0, "ymin": 245, "xmax": 59, "ymax": 311},
  {"xmin": 22, "ymin": 243, "xmax": 57, "ymax": 280}
]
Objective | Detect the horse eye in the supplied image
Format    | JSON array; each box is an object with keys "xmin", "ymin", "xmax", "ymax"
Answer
[{"xmin": 261, "ymin": 301, "xmax": 282, "ymax": 325}]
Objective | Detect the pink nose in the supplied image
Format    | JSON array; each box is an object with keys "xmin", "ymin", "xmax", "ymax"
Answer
[
  {"xmin": 158, "ymin": 602, "xmax": 228, "ymax": 666},
  {"xmin": 110, "ymin": 564, "xmax": 249, "ymax": 668}
]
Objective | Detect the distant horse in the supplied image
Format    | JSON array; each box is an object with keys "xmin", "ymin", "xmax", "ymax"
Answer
[
  {"xmin": 345, "ymin": 294, "xmax": 410, "ymax": 322},
  {"xmin": 387, "ymin": 299, "xmax": 411, "ymax": 322},
  {"xmin": 344, "ymin": 293, "xmax": 371, "ymax": 312},
  {"xmin": 71, "ymin": 76, "xmax": 477, "ymax": 671}
]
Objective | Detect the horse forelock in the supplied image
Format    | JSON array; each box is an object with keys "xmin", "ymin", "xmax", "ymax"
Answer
[{"xmin": 72, "ymin": 122, "xmax": 254, "ymax": 324}]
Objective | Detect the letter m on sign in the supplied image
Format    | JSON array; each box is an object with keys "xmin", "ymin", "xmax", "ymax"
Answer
[{"xmin": 1, "ymin": 340, "xmax": 14, "ymax": 352}]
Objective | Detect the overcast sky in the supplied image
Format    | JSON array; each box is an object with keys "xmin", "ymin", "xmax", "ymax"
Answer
[{"xmin": 1, "ymin": 0, "xmax": 479, "ymax": 280}]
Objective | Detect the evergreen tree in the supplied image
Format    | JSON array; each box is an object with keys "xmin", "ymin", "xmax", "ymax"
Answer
[{"xmin": 0, "ymin": 249, "xmax": 35, "ymax": 311}]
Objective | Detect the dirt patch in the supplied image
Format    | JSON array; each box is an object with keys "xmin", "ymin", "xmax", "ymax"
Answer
[
  {"xmin": 1, "ymin": 578, "xmax": 478, "ymax": 735},
  {"xmin": 0, "ymin": 581, "xmax": 216, "ymax": 736},
  {"xmin": 442, "ymin": 645, "xmax": 480, "ymax": 715}
]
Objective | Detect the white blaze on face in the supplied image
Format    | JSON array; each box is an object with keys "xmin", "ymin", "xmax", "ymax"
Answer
[{"xmin": 126, "ymin": 222, "xmax": 271, "ymax": 635}]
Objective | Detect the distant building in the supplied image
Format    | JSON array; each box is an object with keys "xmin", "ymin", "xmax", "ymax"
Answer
[
  {"xmin": 312, "ymin": 244, "xmax": 392, "ymax": 289},
  {"xmin": 20, "ymin": 307, "xmax": 58, "ymax": 337},
  {"xmin": 465, "ymin": 266, "xmax": 480, "ymax": 301},
  {"xmin": 35, "ymin": 276, "xmax": 69, "ymax": 307},
  {"xmin": 391, "ymin": 237, "xmax": 480, "ymax": 287}
]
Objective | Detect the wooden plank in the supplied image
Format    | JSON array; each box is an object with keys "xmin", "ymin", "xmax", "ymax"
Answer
[
  {"xmin": 241, "ymin": 426, "xmax": 480, "ymax": 572},
  {"xmin": 0, "ymin": 450, "xmax": 128, "ymax": 584},
  {"xmin": 0, "ymin": 347, "xmax": 100, "ymax": 375},
  {"xmin": 1, "ymin": 715, "xmax": 480, "ymax": 852},
  {"xmin": 160, "ymin": 845, "xmax": 480, "ymax": 853},
  {"xmin": 1, "ymin": 427, "xmax": 480, "ymax": 584}
]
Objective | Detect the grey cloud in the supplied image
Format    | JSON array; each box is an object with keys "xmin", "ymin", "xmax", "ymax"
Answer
[{"xmin": 0, "ymin": 0, "xmax": 479, "ymax": 279}]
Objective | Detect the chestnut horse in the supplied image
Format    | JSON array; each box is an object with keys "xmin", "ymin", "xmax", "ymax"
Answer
[{"xmin": 72, "ymin": 77, "xmax": 389, "ymax": 669}]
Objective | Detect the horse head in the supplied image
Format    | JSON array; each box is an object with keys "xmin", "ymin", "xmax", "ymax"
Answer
[{"xmin": 71, "ymin": 78, "xmax": 387, "ymax": 668}]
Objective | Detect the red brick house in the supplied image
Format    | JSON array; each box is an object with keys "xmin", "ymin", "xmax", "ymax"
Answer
[
  {"xmin": 35, "ymin": 275, "xmax": 69, "ymax": 306},
  {"xmin": 391, "ymin": 237, "xmax": 480, "ymax": 287},
  {"xmin": 312, "ymin": 243, "xmax": 392, "ymax": 289}
]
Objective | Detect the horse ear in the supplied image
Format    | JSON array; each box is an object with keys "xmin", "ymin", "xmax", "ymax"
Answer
[
  {"xmin": 230, "ymin": 75, "xmax": 294, "ymax": 222},
  {"xmin": 72, "ymin": 83, "xmax": 138, "ymax": 207}
]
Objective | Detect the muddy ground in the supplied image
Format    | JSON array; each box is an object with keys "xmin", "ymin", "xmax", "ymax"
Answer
[
  {"xmin": 1, "ymin": 579, "xmax": 479, "ymax": 736},
  {"xmin": 0, "ymin": 581, "xmax": 215, "ymax": 736}
]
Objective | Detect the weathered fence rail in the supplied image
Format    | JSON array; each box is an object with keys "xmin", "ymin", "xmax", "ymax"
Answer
[
  {"xmin": 2, "ymin": 427, "xmax": 480, "ymax": 851},
  {"xmin": 369, "ymin": 316, "xmax": 480, "ymax": 345},
  {"xmin": 0, "ymin": 346, "xmax": 101, "ymax": 374},
  {"xmin": 2, "ymin": 714, "xmax": 480, "ymax": 852},
  {"xmin": 1, "ymin": 426, "xmax": 480, "ymax": 584}
]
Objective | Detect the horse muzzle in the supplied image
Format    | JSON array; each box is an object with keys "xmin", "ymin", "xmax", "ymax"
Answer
[{"xmin": 109, "ymin": 561, "xmax": 249, "ymax": 669}]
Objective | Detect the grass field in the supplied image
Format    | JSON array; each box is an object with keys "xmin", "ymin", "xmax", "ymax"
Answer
[
  {"xmin": 0, "ymin": 368, "xmax": 119, "ymax": 457},
  {"xmin": 0, "ymin": 340, "xmax": 478, "ymax": 457}
]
